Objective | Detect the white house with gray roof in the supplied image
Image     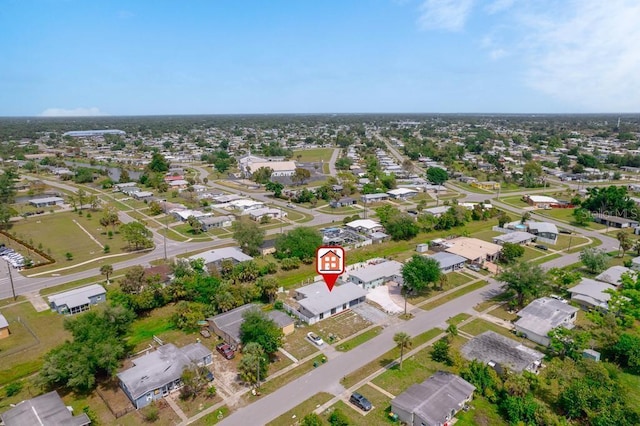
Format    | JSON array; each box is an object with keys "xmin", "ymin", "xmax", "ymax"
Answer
[
  {"xmin": 347, "ymin": 260, "xmax": 403, "ymax": 289},
  {"xmin": 568, "ymin": 278, "xmax": 616, "ymax": 311},
  {"xmin": 527, "ymin": 222, "xmax": 558, "ymax": 245},
  {"xmin": 461, "ymin": 331, "xmax": 544, "ymax": 374},
  {"xmin": 189, "ymin": 247, "xmax": 253, "ymax": 269},
  {"xmin": 391, "ymin": 371, "xmax": 475, "ymax": 426},
  {"xmin": 48, "ymin": 284, "xmax": 106, "ymax": 315},
  {"xmin": 427, "ymin": 252, "xmax": 467, "ymax": 273},
  {"xmin": 595, "ymin": 266, "xmax": 633, "ymax": 286},
  {"xmin": 492, "ymin": 231, "xmax": 537, "ymax": 245},
  {"xmin": 118, "ymin": 343, "xmax": 212, "ymax": 409},
  {"xmin": 514, "ymin": 297, "xmax": 578, "ymax": 346},
  {"xmin": 290, "ymin": 281, "xmax": 366, "ymax": 324}
]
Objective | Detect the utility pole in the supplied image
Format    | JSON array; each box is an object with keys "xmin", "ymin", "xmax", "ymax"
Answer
[
  {"xmin": 5, "ymin": 260, "xmax": 16, "ymax": 301},
  {"xmin": 162, "ymin": 200, "xmax": 168, "ymax": 261}
]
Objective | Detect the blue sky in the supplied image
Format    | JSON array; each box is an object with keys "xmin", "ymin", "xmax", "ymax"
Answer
[{"xmin": 1, "ymin": 0, "xmax": 639, "ymax": 116}]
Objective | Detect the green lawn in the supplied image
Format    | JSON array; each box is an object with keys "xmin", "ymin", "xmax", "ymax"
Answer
[
  {"xmin": 336, "ymin": 327, "xmax": 383, "ymax": 352},
  {"xmin": 456, "ymin": 396, "xmax": 508, "ymax": 426},
  {"xmin": 499, "ymin": 195, "xmax": 530, "ymax": 208},
  {"xmin": 459, "ymin": 318, "xmax": 514, "ymax": 339},
  {"xmin": 257, "ymin": 354, "xmax": 327, "ymax": 396},
  {"xmin": 408, "ymin": 272, "xmax": 474, "ymax": 305},
  {"xmin": 420, "ymin": 281, "xmax": 488, "ymax": 311},
  {"xmin": 530, "ymin": 253, "xmax": 562, "ymax": 265},
  {"xmin": 537, "ymin": 208, "xmax": 607, "ymax": 230},
  {"xmin": 126, "ymin": 304, "xmax": 178, "ymax": 349},
  {"xmin": 322, "ymin": 384, "xmax": 393, "ymax": 426},
  {"xmin": 447, "ymin": 313, "xmax": 472, "ymax": 325},
  {"xmin": 341, "ymin": 328, "xmax": 443, "ymax": 389},
  {"xmin": 267, "ymin": 392, "xmax": 333, "ymax": 426},
  {"xmin": 189, "ymin": 406, "xmax": 230, "ymax": 426},
  {"xmin": 282, "ymin": 328, "xmax": 320, "ymax": 360},
  {"xmin": 293, "ymin": 148, "xmax": 334, "ymax": 162}
]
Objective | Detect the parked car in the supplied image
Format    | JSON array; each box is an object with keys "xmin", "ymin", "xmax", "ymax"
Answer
[
  {"xmin": 468, "ymin": 264, "xmax": 481, "ymax": 272},
  {"xmin": 205, "ymin": 370, "xmax": 214, "ymax": 382},
  {"xmin": 200, "ymin": 329, "xmax": 211, "ymax": 338},
  {"xmin": 350, "ymin": 392, "xmax": 372, "ymax": 411},
  {"xmin": 216, "ymin": 343, "xmax": 235, "ymax": 359},
  {"xmin": 307, "ymin": 332, "xmax": 324, "ymax": 346},
  {"xmin": 535, "ymin": 244, "xmax": 548, "ymax": 251},
  {"xmin": 559, "ymin": 229, "xmax": 572, "ymax": 234}
]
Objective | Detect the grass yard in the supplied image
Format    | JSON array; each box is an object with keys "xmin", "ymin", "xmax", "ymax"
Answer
[
  {"xmin": 316, "ymin": 205, "xmax": 361, "ymax": 215},
  {"xmin": 447, "ymin": 312, "xmax": 472, "ymax": 325},
  {"xmin": 420, "ymin": 280, "xmax": 488, "ymax": 311},
  {"xmin": 126, "ymin": 304, "xmax": 178, "ymax": 350},
  {"xmin": 0, "ymin": 303, "xmax": 68, "ymax": 386},
  {"xmin": 456, "ymin": 395, "xmax": 508, "ymax": 426},
  {"xmin": 371, "ymin": 345, "xmax": 450, "ymax": 396},
  {"xmin": 499, "ymin": 195, "xmax": 530, "ymax": 208},
  {"xmin": 521, "ymin": 246, "xmax": 546, "ymax": 261},
  {"xmin": 309, "ymin": 310, "xmax": 372, "ymax": 343},
  {"xmin": 408, "ymin": 272, "xmax": 474, "ymax": 305},
  {"xmin": 267, "ymin": 392, "xmax": 334, "ymax": 426},
  {"xmin": 336, "ymin": 326, "xmax": 383, "ymax": 352},
  {"xmin": 472, "ymin": 229, "xmax": 502, "ymax": 242},
  {"xmin": 190, "ymin": 406, "xmax": 230, "ymax": 426},
  {"xmin": 488, "ymin": 305, "xmax": 518, "ymax": 321},
  {"xmin": 175, "ymin": 392, "xmax": 223, "ymax": 418},
  {"xmin": 293, "ymin": 148, "xmax": 334, "ymax": 162},
  {"xmin": 341, "ymin": 328, "xmax": 443, "ymax": 389},
  {"xmin": 322, "ymin": 384, "xmax": 392, "ymax": 426},
  {"xmin": 257, "ymin": 354, "xmax": 327, "ymax": 396},
  {"xmin": 531, "ymin": 253, "xmax": 561, "ymax": 265},
  {"xmin": 537, "ymin": 208, "xmax": 607, "ymax": 230},
  {"xmin": 282, "ymin": 328, "xmax": 320, "ymax": 360},
  {"xmin": 460, "ymin": 318, "xmax": 514, "ymax": 339}
]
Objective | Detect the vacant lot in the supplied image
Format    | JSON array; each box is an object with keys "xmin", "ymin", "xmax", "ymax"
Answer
[
  {"xmin": 267, "ymin": 392, "xmax": 333, "ymax": 426},
  {"xmin": 0, "ymin": 302, "xmax": 68, "ymax": 386},
  {"xmin": 282, "ymin": 328, "xmax": 320, "ymax": 360},
  {"xmin": 336, "ymin": 326, "xmax": 383, "ymax": 352},
  {"xmin": 420, "ymin": 280, "xmax": 488, "ymax": 311},
  {"xmin": 309, "ymin": 310, "xmax": 372, "ymax": 343},
  {"xmin": 293, "ymin": 148, "xmax": 334, "ymax": 162},
  {"xmin": 322, "ymin": 384, "xmax": 391, "ymax": 425},
  {"xmin": 460, "ymin": 318, "xmax": 514, "ymax": 339}
]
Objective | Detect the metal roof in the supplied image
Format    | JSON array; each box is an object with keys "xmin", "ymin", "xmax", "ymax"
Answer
[
  {"xmin": 515, "ymin": 297, "xmax": 578, "ymax": 337},
  {"xmin": 460, "ymin": 331, "xmax": 544, "ymax": 373},
  {"xmin": 0, "ymin": 391, "xmax": 91, "ymax": 426},
  {"xmin": 0, "ymin": 314, "xmax": 8, "ymax": 329},
  {"xmin": 189, "ymin": 247, "xmax": 253, "ymax": 265},
  {"xmin": 595, "ymin": 266, "xmax": 632, "ymax": 286},
  {"xmin": 527, "ymin": 221, "xmax": 558, "ymax": 234},
  {"xmin": 348, "ymin": 260, "xmax": 403, "ymax": 284},
  {"xmin": 427, "ymin": 252, "xmax": 467, "ymax": 270},
  {"xmin": 48, "ymin": 284, "xmax": 106, "ymax": 310},
  {"xmin": 493, "ymin": 231, "xmax": 536, "ymax": 244},
  {"xmin": 569, "ymin": 278, "xmax": 615, "ymax": 307}
]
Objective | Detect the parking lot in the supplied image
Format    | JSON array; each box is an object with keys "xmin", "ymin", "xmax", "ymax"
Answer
[{"xmin": 0, "ymin": 245, "xmax": 26, "ymax": 269}]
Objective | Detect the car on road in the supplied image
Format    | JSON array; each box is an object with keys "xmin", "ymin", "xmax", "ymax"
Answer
[
  {"xmin": 350, "ymin": 392, "xmax": 372, "ymax": 411},
  {"xmin": 559, "ymin": 229, "xmax": 572, "ymax": 234},
  {"xmin": 216, "ymin": 343, "xmax": 235, "ymax": 359},
  {"xmin": 307, "ymin": 332, "xmax": 324, "ymax": 346},
  {"xmin": 535, "ymin": 244, "xmax": 548, "ymax": 251},
  {"xmin": 287, "ymin": 203, "xmax": 296, "ymax": 209}
]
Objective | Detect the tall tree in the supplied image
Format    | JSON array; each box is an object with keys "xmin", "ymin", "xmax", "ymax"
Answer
[
  {"xmin": 232, "ymin": 219, "xmax": 265, "ymax": 256},
  {"xmin": 274, "ymin": 227, "xmax": 322, "ymax": 260},
  {"xmin": 120, "ymin": 221, "xmax": 153, "ymax": 250},
  {"xmin": 187, "ymin": 215, "xmax": 203, "ymax": 235},
  {"xmin": 238, "ymin": 342, "xmax": 268, "ymax": 389},
  {"xmin": 394, "ymin": 332, "xmax": 412, "ymax": 370},
  {"xmin": 617, "ymin": 231, "xmax": 633, "ymax": 258},
  {"xmin": 497, "ymin": 261, "xmax": 548, "ymax": 308},
  {"xmin": 580, "ymin": 248, "xmax": 609, "ymax": 274},
  {"xmin": 291, "ymin": 167, "xmax": 311, "ymax": 185},
  {"xmin": 252, "ymin": 167, "xmax": 273, "ymax": 184},
  {"xmin": 401, "ymin": 255, "xmax": 441, "ymax": 314},
  {"xmin": 239, "ymin": 309, "xmax": 284, "ymax": 355},
  {"xmin": 426, "ymin": 167, "xmax": 449, "ymax": 185},
  {"xmin": 147, "ymin": 152, "xmax": 170, "ymax": 173},
  {"xmin": 100, "ymin": 264, "xmax": 114, "ymax": 285}
]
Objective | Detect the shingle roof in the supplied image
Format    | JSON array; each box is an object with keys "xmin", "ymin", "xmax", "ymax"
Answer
[
  {"xmin": 595, "ymin": 266, "xmax": 632, "ymax": 286},
  {"xmin": 207, "ymin": 304, "xmax": 293, "ymax": 343},
  {"xmin": 189, "ymin": 247, "xmax": 253, "ymax": 264},
  {"xmin": 0, "ymin": 391, "xmax": 91, "ymax": 426},
  {"xmin": 515, "ymin": 297, "xmax": 578, "ymax": 337},
  {"xmin": 296, "ymin": 281, "xmax": 366, "ymax": 316},
  {"xmin": 348, "ymin": 260, "xmax": 403, "ymax": 284},
  {"xmin": 392, "ymin": 372, "xmax": 475, "ymax": 426},
  {"xmin": 569, "ymin": 278, "xmax": 616, "ymax": 309},
  {"xmin": 427, "ymin": 252, "xmax": 467, "ymax": 269},
  {"xmin": 117, "ymin": 343, "xmax": 211, "ymax": 400},
  {"xmin": 460, "ymin": 331, "xmax": 544, "ymax": 373}
]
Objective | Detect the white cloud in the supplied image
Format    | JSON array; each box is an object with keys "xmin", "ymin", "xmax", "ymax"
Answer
[
  {"xmin": 485, "ymin": 0, "xmax": 514, "ymax": 14},
  {"xmin": 418, "ymin": 0, "xmax": 475, "ymax": 31},
  {"xmin": 490, "ymin": 48, "xmax": 507, "ymax": 60},
  {"xmin": 523, "ymin": 0, "xmax": 640, "ymax": 111},
  {"xmin": 40, "ymin": 107, "xmax": 107, "ymax": 117}
]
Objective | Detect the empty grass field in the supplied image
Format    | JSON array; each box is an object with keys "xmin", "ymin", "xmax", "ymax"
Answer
[
  {"xmin": 420, "ymin": 280, "xmax": 488, "ymax": 311},
  {"xmin": 336, "ymin": 326, "xmax": 383, "ymax": 352},
  {"xmin": 267, "ymin": 392, "xmax": 334, "ymax": 426},
  {"xmin": 292, "ymin": 148, "xmax": 334, "ymax": 163}
]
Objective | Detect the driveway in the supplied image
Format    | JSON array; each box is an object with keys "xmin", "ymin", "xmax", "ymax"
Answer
[
  {"xmin": 365, "ymin": 285, "xmax": 405, "ymax": 315},
  {"xmin": 352, "ymin": 303, "xmax": 390, "ymax": 324}
]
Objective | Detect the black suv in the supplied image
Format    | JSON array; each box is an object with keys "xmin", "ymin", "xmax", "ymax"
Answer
[
  {"xmin": 534, "ymin": 244, "xmax": 548, "ymax": 251},
  {"xmin": 350, "ymin": 392, "xmax": 372, "ymax": 411}
]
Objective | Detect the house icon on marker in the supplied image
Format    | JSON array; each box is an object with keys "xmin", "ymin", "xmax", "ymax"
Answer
[{"xmin": 319, "ymin": 249, "xmax": 341, "ymax": 272}]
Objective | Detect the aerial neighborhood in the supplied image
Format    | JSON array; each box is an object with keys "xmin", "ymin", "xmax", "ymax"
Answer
[{"xmin": 2, "ymin": 114, "xmax": 640, "ymax": 425}]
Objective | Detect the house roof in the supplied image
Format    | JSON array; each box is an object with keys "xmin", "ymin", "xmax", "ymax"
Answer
[
  {"xmin": 28, "ymin": 196, "xmax": 64, "ymax": 204},
  {"xmin": 348, "ymin": 260, "xmax": 403, "ymax": 284},
  {"xmin": 247, "ymin": 161, "xmax": 296, "ymax": 173},
  {"xmin": 247, "ymin": 207, "xmax": 283, "ymax": 218},
  {"xmin": 515, "ymin": 297, "xmax": 578, "ymax": 337},
  {"xmin": 387, "ymin": 188, "xmax": 418, "ymax": 196},
  {"xmin": 595, "ymin": 266, "xmax": 632, "ymax": 286},
  {"xmin": 444, "ymin": 237, "xmax": 502, "ymax": 261},
  {"xmin": 460, "ymin": 331, "xmax": 544, "ymax": 373},
  {"xmin": 493, "ymin": 231, "xmax": 536, "ymax": 244},
  {"xmin": 207, "ymin": 304, "xmax": 293, "ymax": 344},
  {"xmin": 296, "ymin": 281, "xmax": 366, "ymax": 316},
  {"xmin": 392, "ymin": 372, "xmax": 475, "ymax": 426},
  {"xmin": 593, "ymin": 213, "xmax": 639, "ymax": 225},
  {"xmin": 199, "ymin": 215, "xmax": 234, "ymax": 225},
  {"xmin": 48, "ymin": 284, "xmax": 106, "ymax": 310},
  {"xmin": 189, "ymin": 247, "xmax": 253, "ymax": 265},
  {"xmin": 527, "ymin": 221, "xmax": 558, "ymax": 235},
  {"xmin": 424, "ymin": 206, "xmax": 450, "ymax": 215},
  {"xmin": 0, "ymin": 391, "xmax": 91, "ymax": 426},
  {"xmin": 0, "ymin": 314, "xmax": 8, "ymax": 329},
  {"xmin": 427, "ymin": 252, "xmax": 467, "ymax": 269},
  {"xmin": 526, "ymin": 195, "xmax": 558, "ymax": 203},
  {"xmin": 117, "ymin": 343, "xmax": 211, "ymax": 400},
  {"xmin": 346, "ymin": 219, "xmax": 382, "ymax": 231},
  {"xmin": 361, "ymin": 193, "xmax": 388, "ymax": 200},
  {"xmin": 569, "ymin": 278, "xmax": 616, "ymax": 308}
]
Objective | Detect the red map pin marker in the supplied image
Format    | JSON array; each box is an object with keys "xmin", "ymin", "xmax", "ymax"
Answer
[{"xmin": 316, "ymin": 246, "xmax": 346, "ymax": 292}]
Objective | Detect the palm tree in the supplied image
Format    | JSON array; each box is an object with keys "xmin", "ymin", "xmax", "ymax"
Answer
[
  {"xmin": 437, "ymin": 274, "xmax": 448, "ymax": 291},
  {"xmin": 394, "ymin": 332, "xmax": 412, "ymax": 370},
  {"xmin": 617, "ymin": 231, "xmax": 632, "ymax": 258},
  {"xmin": 100, "ymin": 264, "xmax": 114, "ymax": 285}
]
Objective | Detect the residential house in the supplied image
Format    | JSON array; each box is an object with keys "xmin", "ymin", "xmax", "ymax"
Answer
[
  {"xmin": 132, "ymin": 191, "xmax": 154, "ymax": 200},
  {"xmin": 460, "ymin": 331, "xmax": 544, "ymax": 374},
  {"xmin": 347, "ymin": 260, "xmax": 403, "ymax": 289},
  {"xmin": 443, "ymin": 237, "xmax": 502, "ymax": 265},
  {"xmin": 118, "ymin": 343, "xmax": 212, "ymax": 409},
  {"xmin": 523, "ymin": 195, "xmax": 558, "ymax": 209},
  {"xmin": 514, "ymin": 297, "xmax": 578, "ymax": 346},
  {"xmin": 172, "ymin": 209, "xmax": 210, "ymax": 222},
  {"xmin": 568, "ymin": 278, "xmax": 616, "ymax": 311},
  {"xmin": 330, "ymin": 197, "xmax": 357, "ymax": 208},
  {"xmin": 423, "ymin": 206, "xmax": 450, "ymax": 218},
  {"xmin": 144, "ymin": 264, "xmax": 172, "ymax": 284},
  {"xmin": 207, "ymin": 304, "xmax": 294, "ymax": 347},
  {"xmin": 259, "ymin": 239, "xmax": 276, "ymax": 256},
  {"xmin": 114, "ymin": 182, "xmax": 139, "ymax": 192},
  {"xmin": 48, "ymin": 284, "xmax": 106, "ymax": 315},
  {"xmin": 492, "ymin": 231, "xmax": 537, "ymax": 245},
  {"xmin": 527, "ymin": 222, "xmax": 559, "ymax": 245},
  {"xmin": 28, "ymin": 196, "xmax": 64, "ymax": 207},
  {"xmin": 427, "ymin": 252, "xmax": 467, "ymax": 273},
  {"xmin": 391, "ymin": 371, "xmax": 475, "ymax": 426},
  {"xmin": 120, "ymin": 186, "xmax": 142, "ymax": 195},
  {"xmin": 290, "ymin": 281, "xmax": 366, "ymax": 324},
  {"xmin": 345, "ymin": 219, "xmax": 384, "ymax": 234},
  {"xmin": 198, "ymin": 215, "xmax": 235, "ymax": 231},
  {"xmin": 189, "ymin": 247, "xmax": 253, "ymax": 269},
  {"xmin": 247, "ymin": 207, "xmax": 286, "ymax": 221},
  {"xmin": 593, "ymin": 213, "xmax": 639, "ymax": 229},
  {"xmin": 0, "ymin": 314, "xmax": 9, "ymax": 339},
  {"xmin": 458, "ymin": 176, "xmax": 478, "ymax": 184},
  {"xmin": 228, "ymin": 199, "xmax": 264, "ymax": 212},
  {"xmin": 0, "ymin": 391, "xmax": 91, "ymax": 426},
  {"xmin": 632, "ymin": 256, "xmax": 640, "ymax": 271},
  {"xmin": 360, "ymin": 193, "xmax": 389, "ymax": 203},
  {"xmin": 471, "ymin": 181, "xmax": 500, "ymax": 190},
  {"xmin": 387, "ymin": 188, "xmax": 418, "ymax": 199},
  {"xmin": 595, "ymin": 266, "xmax": 632, "ymax": 286}
]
